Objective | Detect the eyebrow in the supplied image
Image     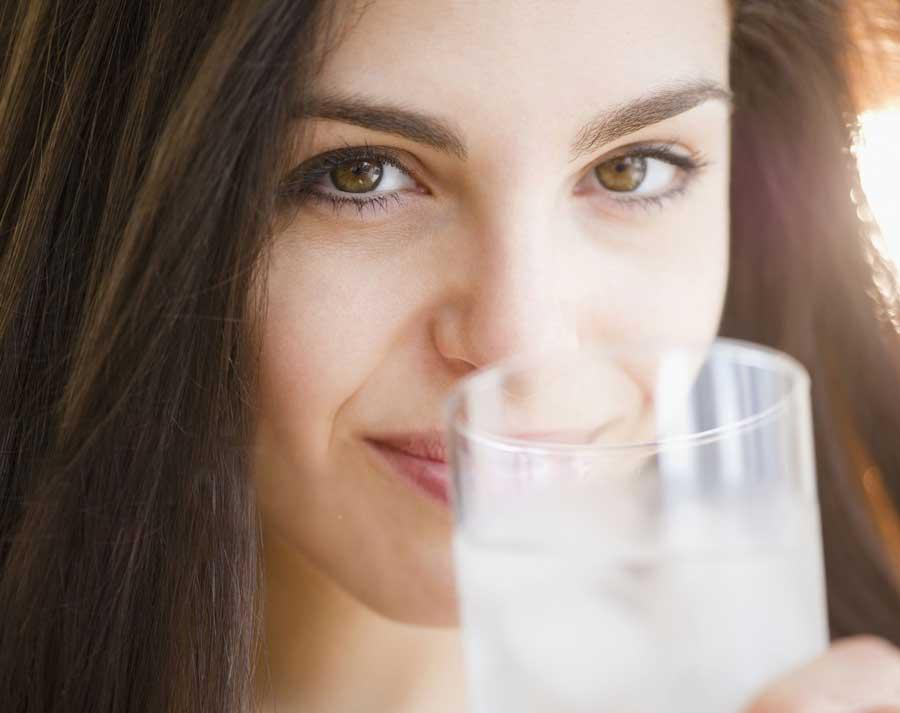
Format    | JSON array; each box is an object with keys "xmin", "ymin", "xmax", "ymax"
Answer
[
  {"xmin": 299, "ymin": 79, "xmax": 732, "ymax": 162},
  {"xmin": 300, "ymin": 92, "xmax": 468, "ymax": 159},
  {"xmin": 570, "ymin": 80, "xmax": 732, "ymax": 159}
]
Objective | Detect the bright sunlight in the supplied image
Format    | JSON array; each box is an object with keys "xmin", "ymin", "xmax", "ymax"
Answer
[{"xmin": 856, "ymin": 108, "xmax": 900, "ymax": 269}]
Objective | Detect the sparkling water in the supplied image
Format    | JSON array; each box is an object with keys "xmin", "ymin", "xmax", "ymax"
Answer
[{"xmin": 454, "ymin": 502, "xmax": 828, "ymax": 713}]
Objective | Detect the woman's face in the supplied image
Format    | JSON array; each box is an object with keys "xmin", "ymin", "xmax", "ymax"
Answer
[{"xmin": 253, "ymin": 0, "xmax": 732, "ymax": 626}]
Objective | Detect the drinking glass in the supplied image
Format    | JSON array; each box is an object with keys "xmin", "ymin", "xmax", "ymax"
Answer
[{"xmin": 445, "ymin": 338, "xmax": 829, "ymax": 713}]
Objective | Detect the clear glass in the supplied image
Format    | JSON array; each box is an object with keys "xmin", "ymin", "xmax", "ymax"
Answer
[{"xmin": 445, "ymin": 338, "xmax": 829, "ymax": 713}]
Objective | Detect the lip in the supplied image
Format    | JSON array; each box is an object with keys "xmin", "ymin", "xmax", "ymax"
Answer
[
  {"xmin": 363, "ymin": 423, "xmax": 621, "ymax": 508},
  {"xmin": 365, "ymin": 431, "xmax": 450, "ymax": 507}
]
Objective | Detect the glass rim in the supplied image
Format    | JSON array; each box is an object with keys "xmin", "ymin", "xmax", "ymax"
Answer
[{"xmin": 443, "ymin": 337, "xmax": 811, "ymax": 456}]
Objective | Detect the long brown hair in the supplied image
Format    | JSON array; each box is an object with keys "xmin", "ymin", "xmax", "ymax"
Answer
[
  {"xmin": 723, "ymin": 0, "xmax": 900, "ymax": 638},
  {"xmin": 1, "ymin": 1, "xmax": 898, "ymax": 711}
]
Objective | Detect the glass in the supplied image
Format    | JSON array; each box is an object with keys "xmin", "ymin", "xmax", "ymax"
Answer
[{"xmin": 445, "ymin": 338, "xmax": 829, "ymax": 713}]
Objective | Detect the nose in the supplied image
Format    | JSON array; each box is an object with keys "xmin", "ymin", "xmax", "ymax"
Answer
[{"xmin": 432, "ymin": 213, "xmax": 580, "ymax": 371}]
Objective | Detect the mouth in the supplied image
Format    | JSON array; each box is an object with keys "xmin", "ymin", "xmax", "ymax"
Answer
[
  {"xmin": 365, "ymin": 431, "xmax": 451, "ymax": 508},
  {"xmin": 363, "ymin": 421, "xmax": 631, "ymax": 509}
]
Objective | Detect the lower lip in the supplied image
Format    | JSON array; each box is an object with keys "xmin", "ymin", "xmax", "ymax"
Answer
[{"xmin": 366, "ymin": 440, "xmax": 451, "ymax": 508}]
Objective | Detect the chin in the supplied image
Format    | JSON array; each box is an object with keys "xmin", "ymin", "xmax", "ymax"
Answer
[
  {"xmin": 374, "ymin": 596, "xmax": 460, "ymax": 629},
  {"xmin": 350, "ymin": 566, "xmax": 461, "ymax": 628}
]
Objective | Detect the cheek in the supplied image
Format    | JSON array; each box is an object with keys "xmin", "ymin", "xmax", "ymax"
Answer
[
  {"xmin": 252, "ymin": 238, "xmax": 459, "ymax": 625},
  {"xmin": 567, "ymin": 199, "xmax": 729, "ymax": 447},
  {"xmin": 256, "ymin": 243, "xmax": 405, "ymax": 467},
  {"xmin": 575, "ymin": 214, "xmax": 729, "ymax": 345},
  {"xmin": 634, "ymin": 226, "xmax": 729, "ymax": 340}
]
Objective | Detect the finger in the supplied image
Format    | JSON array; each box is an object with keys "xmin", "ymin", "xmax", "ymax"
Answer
[{"xmin": 745, "ymin": 637, "xmax": 900, "ymax": 713}]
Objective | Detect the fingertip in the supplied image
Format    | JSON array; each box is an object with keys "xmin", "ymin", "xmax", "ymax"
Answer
[{"xmin": 831, "ymin": 635, "xmax": 897, "ymax": 660}]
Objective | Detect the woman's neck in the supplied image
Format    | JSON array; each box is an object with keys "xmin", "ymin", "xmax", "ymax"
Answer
[{"xmin": 254, "ymin": 527, "xmax": 466, "ymax": 713}]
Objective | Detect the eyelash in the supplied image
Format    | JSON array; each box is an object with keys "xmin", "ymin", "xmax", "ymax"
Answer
[{"xmin": 279, "ymin": 142, "xmax": 707, "ymax": 218}]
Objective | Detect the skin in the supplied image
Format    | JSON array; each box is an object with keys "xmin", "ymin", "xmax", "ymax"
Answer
[{"xmin": 250, "ymin": 1, "xmax": 900, "ymax": 711}]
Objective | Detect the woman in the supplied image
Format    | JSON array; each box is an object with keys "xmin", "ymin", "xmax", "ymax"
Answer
[{"xmin": 1, "ymin": 0, "xmax": 899, "ymax": 711}]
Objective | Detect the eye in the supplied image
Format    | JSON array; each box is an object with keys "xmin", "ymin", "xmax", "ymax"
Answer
[
  {"xmin": 594, "ymin": 154, "xmax": 676, "ymax": 195},
  {"xmin": 278, "ymin": 146, "xmax": 422, "ymax": 218},
  {"xmin": 576, "ymin": 144, "xmax": 706, "ymax": 211}
]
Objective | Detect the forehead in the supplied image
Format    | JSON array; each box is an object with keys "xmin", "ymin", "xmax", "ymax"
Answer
[{"xmin": 315, "ymin": 0, "xmax": 730, "ymax": 122}]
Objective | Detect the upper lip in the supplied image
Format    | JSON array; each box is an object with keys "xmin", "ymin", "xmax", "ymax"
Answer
[{"xmin": 368, "ymin": 430, "xmax": 448, "ymax": 463}]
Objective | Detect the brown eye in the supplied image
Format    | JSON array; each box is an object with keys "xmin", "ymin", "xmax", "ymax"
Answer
[
  {"xmin": 330, "ymin": 159, "xmax": 384, "ymax": 193},
  {"xmin": 595, "ymin": 155, "xmax": 648, "ymax": 193}
]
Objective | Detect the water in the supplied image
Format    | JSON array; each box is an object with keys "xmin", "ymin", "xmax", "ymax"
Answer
[{"xmin": 454, "ymin": 505, "xmax": 828, "ymax": 713}]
